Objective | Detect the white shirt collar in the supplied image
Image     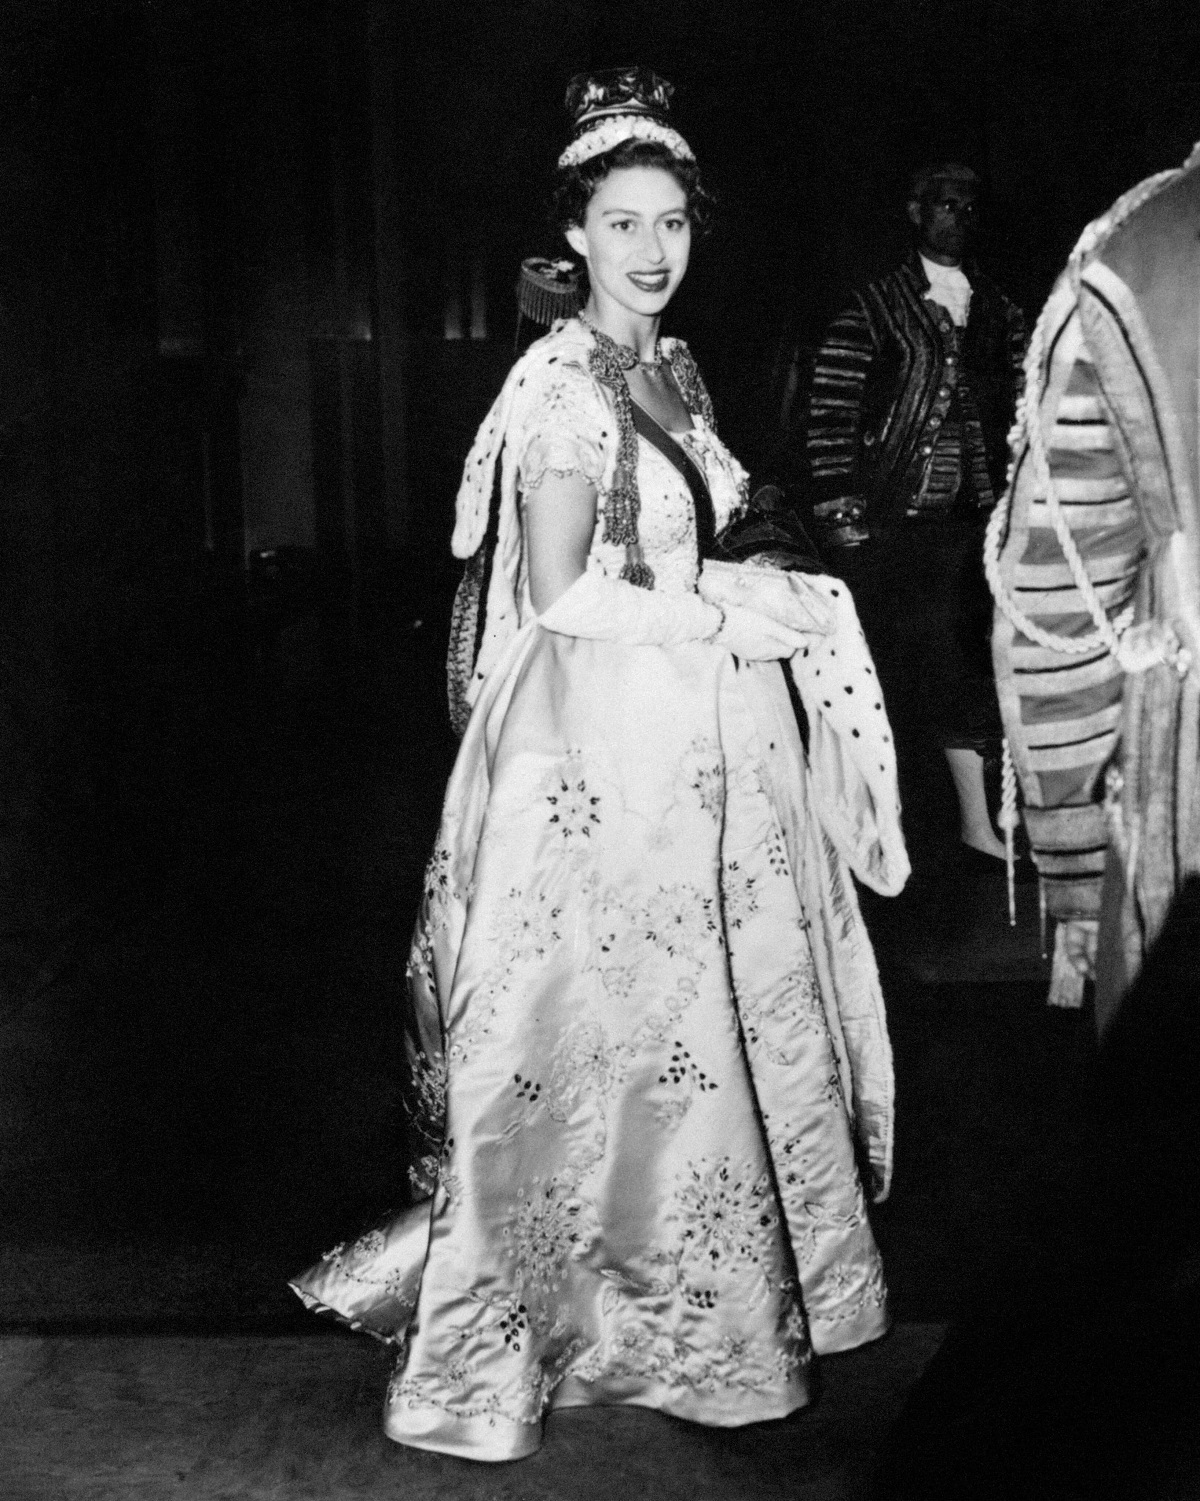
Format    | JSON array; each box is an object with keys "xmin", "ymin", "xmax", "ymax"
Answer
[{"xmin": 919, "ymin": 255, "xmax": 972, "ymax": 326}]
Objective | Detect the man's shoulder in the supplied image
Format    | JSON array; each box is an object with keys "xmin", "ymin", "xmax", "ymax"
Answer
[
  {"xmin": 816, "ymin": 261, "xmax": 928, "ymax": 341},
  {"xmin": 1092, "ymin": 150, "xmax": 1200, "ymax": 280},
  {"xmin": 861, "ymin": 260, "xmax": 919, "ymax": 299},
  {"xmin": 851, "ymin": 258, "xmax": 930, "ymax": 314}
]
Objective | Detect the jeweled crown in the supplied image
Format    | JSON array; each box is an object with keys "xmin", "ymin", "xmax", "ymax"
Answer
[
  {"xmin": 564, "ymin": 67, "xmax": 674, "ymax": 134},
  {"xmin": 558, "ymin": 67, "xmax": 692, "ymax": 169}
]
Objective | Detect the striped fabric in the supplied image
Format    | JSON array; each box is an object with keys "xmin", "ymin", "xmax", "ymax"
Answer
[
  {"xmin": 808, "ymin": 300, "xmax": 875, "ymax": 544},
  {"xmin": 993, "ymin": 279, "xmax": 1148, "ymax": 918},
  {"xmin": 807, "ymin": 257, "xmax": 1026, "ymax": 548}
]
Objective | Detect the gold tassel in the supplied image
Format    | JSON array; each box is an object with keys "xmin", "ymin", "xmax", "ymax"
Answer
[{"xmin": 516, "ymin": 258, "xmax": 583, "ymax": 328}]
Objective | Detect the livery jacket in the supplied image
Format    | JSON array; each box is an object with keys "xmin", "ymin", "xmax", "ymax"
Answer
[
  {"xmin": 992, "ymin": 146, "xmax": 1200, "ymax": 1016},
  {"xmin": 806, "ymin": 254, "xmax": 1026, "ymax": 547}
]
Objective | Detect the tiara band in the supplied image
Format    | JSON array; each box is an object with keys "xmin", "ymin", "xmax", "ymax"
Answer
[{"xmin": 558, "ymin": 115, "xmax": 694, "ymax": 169}]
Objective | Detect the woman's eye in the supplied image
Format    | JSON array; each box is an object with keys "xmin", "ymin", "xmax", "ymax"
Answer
[
  {"xmin": 610, "ymin": 219, "xmax": 635, "ymax": 232},
  {"xmin": 663, "ymin": 217, "xmax": 687, "ymax": 233}
]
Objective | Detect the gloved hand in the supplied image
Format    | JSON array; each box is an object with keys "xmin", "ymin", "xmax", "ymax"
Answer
[
  {"xmin": 538, "ymin": 569, "xmax": 723, "ymax": 645},
  {"xmin": 699, "ymin": 557, "xmax": 834, "ymax": 639},
  {"xmin": 713, "ymin": 604, "xmax": 813, "ymax": 660}
]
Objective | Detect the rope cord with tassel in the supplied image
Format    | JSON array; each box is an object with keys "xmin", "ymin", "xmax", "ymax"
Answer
[
  {"xmin": 984, "ymin": 166, "xmax": 1183, "ymax": 933},
  {"xmin": 984, "ymin": 165, "xmax": 1181, "ymax": 663},
  {"xmin": 1000, "ymin": 738, "xmax": 1018, "ymax": 926}
]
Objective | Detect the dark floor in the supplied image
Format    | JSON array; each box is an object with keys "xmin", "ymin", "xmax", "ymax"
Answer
[
  {"xmin": 0, "ymin": 1326, "xmax": 949, "ymax": 1501},
  {"xmin": 1, "ymin": 594, "xmax": 1106, "ymax": 1497}
]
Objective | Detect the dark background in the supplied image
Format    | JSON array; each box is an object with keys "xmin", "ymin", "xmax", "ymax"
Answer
[
  {"xmin": 3, "ymin": 0, "xmax": 1200, "ymax": 897},
  {"xmin": 1, "ymin": 0, "xmax": 1198, "ymax": 1334}
]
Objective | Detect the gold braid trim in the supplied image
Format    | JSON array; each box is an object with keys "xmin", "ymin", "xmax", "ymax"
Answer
[
  {"xmin": 580, "ymin": 318, "xmax": 712, "ymax": 589},
  {"xmin": 583, "ymin": 323, "xmax": 652, "ymax": 586},
  {"xmin": 665, "ymin": 341, "xmax": 715, "ymax": 429}
]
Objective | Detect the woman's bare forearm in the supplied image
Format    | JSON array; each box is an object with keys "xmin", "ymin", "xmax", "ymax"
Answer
[{"xmin": 524, "ymin": 473, "xmax": 598, "ymax": 613}]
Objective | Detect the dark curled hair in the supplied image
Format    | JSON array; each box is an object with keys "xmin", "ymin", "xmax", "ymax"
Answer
[{"xmin": 550, "ymin": 139, "xmax": 715, "ymax": 238}]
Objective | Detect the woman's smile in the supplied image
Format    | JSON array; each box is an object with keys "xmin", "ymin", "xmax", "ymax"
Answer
[{"xmin": 627, "ymin": 269, "xmax": 670, "ymax": 292}]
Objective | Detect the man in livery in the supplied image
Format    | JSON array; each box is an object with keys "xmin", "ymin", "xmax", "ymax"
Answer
[
  {"xmin": 804, "ymin": 164, "xmax": 1026, "ymax": 866},
  {"xmin": 989, "ymin": 144, "xmax": 1200, "ymax": 1029}
]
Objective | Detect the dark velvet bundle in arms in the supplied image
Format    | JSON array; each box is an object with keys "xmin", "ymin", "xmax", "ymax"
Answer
[{"xmin": 710, "ymin": 483, "xmax": 825, "ymax": 574}]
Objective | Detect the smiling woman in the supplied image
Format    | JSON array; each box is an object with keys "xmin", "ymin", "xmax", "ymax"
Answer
[
  {"xmin": 528, "ymin": 160, "xmax": 697, "ymax": 612},
  {"xmin": 565, "ymin": 167, "xmax": 691, "ymax": 336},
  {"xmin": 290, "ymin": 64, "xmax": 906, "ymax": 1464}
]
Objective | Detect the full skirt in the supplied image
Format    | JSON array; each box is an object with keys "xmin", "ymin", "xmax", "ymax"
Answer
[{"xmin": 291, "ymin": 623, "xmax": 891, "ymax": 1461}]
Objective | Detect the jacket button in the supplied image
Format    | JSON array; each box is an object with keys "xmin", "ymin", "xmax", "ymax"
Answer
[
  {"xmin": 938, "ymin": 385, "xmax": 951, "ymax": 397},
  {"xmin": 921, "ymin": 444, "xmax": 933, "ymax": 455},
  {"xmin": 928, "ymin": 416, "xmax": 941, "ymax": 429}
]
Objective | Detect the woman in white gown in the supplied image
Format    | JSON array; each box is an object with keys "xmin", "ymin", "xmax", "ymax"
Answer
[{"xmin": 291, "ymin": 67, "xmax": 909, "ymax": 1463}]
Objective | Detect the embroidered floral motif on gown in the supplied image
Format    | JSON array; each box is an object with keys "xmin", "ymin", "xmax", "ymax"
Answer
[{"xmin": 290, "ymin": 321, "xmax": 901, "ymax": 1462}]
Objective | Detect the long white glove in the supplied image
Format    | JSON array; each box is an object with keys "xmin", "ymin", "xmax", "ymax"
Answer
[
  {"xmin": 537, "ymin": 569, "xmax": 809, "ymax": 659},
  {"xmin": 538, "ymin": 569, "xmax": 723, "ymax": 645}
]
